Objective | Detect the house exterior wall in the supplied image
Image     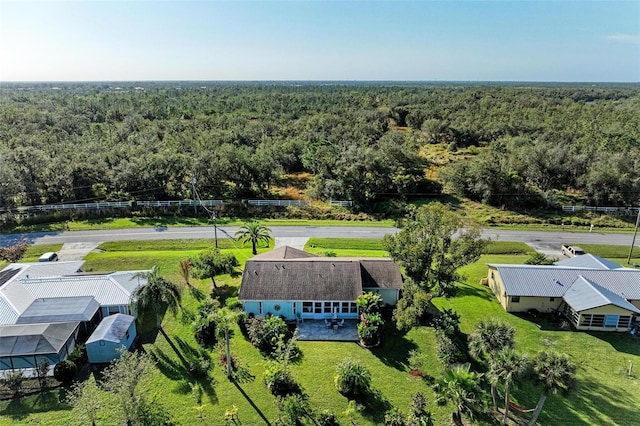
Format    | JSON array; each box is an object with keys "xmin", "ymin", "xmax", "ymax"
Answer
[
  {"xmin": 86, "ymin": 321, "xmax": 137, "ymax": 363},
  {"xmin": 488, "ymin": 267, "xmax": 509, "ymax": 310},
  {"xmin": 241, "ymin": 300, "xmax": 360, "ymax": 320},
  {"xmin": 363, "ymin": 288, "xmax": 399, "ymax": 305},
  {"xmin": 574, "ymin": 305, "xmax": 635, "ymax": 332},
  {"xmin": 505, "ymin": 296, "xmax": 563, "ymax": 313}
]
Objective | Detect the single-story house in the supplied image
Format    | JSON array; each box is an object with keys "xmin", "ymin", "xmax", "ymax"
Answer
[
  {"xmin": 238, "ymin": 246, "xmax": 403, "ymax": 320},
  {"xmin": 0, "ymin": 261, "xmax": 147, "ymax": 375},
  {"xmin": 487, "ymin": 254, "xmax": 640, "ymax": 332},
  {"xmin": 86, "ymin": 314, "xmax": 137, "ymax": 364}
]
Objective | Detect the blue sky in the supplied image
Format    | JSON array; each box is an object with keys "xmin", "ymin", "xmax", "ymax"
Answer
[{"xmin": 1, "ymin": 1, "xmax": 638, "ymax": 82}]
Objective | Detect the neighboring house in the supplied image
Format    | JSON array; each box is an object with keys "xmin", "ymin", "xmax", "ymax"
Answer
[
  {"xmin": 86, "ymin": 314, "xmax": 137, "ymax": 364},
  {"xmin": 0, "ymin": 261, "xmax": 147, "ymax": 375},
  {"xmin": 238, "ymin": 246, "xmax": 403, "ymax": 320},
  {"xmin": 487, "ymin": 254, "xmax": 640, "ymax": 332}
]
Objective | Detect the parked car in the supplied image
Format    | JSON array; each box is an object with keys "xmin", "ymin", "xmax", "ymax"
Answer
[
  {"xmin": 561, "ymin": 245, "xmax": 585, "ymax": 257},
  {"xmin": 38, "ymin": 252, "xmax": 59, "ymax": 262}
]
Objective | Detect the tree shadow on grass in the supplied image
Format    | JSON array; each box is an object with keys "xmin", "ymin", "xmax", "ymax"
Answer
[
  {"xmin": 350, "ymin": 389, "xmax": 392, "ymax": 424},
  {"xmin": 455, "ymin": 281, "xmax": 495, "ymax": 301},
  {"xmin": 0, "ymin": 388, "xmax": 71, "ymax": 421},
  {"xmin": 585, "ymin": 331, "xmax": 640, "ymax": 356},
  {"xmin": 232, "ymin": 380, "xmax": 272, "ymax": 426},
  {"xmin": 370, "ymin": 321, "xmax": 417, "ymax": 371},
  {"xmin": 539, "ymin": 375, "xmax": 639, "ymax": 426},
  {"xmin": 147, "ymin": 334, "xmax": 218, "ymax": 404}
]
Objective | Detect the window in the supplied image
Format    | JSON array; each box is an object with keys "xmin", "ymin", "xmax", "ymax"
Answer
[
  {"xmin": 259, "ymin": 302, "xmax": 263, "ymax": 315},
  {"xmin": 303, "ymin": 302, "xmax": 313, "ymax": 313},
  {"xmin": 108, "ymin": 306, "xmax": 120, "ymax": 315},
  {"xmin": 324, "ymin": 302, "xmax": 332, "ymax": 314},
  {"xmin": 618, "ymin": 316, "xmax": 631, "ymax": 329},
  {"xmin": 511, "ymin": 296, "xmax": 520, "ymax": 303},
  {"xmin": 293, "ymin": 303, "xmax": 297, "ymax": 315},
  {"xmin": 314, "ymin": 302, "xmax": 322, "ymax": 314},
  {"xmin": 350, "ymin": 303, "xmax": 358, "ymax": 314},
  {"xmin": 99, "ymin": 341, "xmax": 105, "ymax": 346},
  {"xmin": 341, "ymin": 302, "xmax": 350, "ymax": 313},
  {"xmin": 125, "ymin": 331, "xmax": 130, "ymax": 339},
  {"xmin": 549, "ymin": 297, "xmax": 555, "ymax": 302},
  {"xmin": 604, "ymin": 315, "xmax": 620, "ymax": 328},
  {"xmin": 590, "ymin": 315, "xmax": 605, "ymax": 327}
]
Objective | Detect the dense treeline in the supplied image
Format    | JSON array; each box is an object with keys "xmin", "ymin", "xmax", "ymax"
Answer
[{"xmin": 1, "ymin": 82, "xmax": 639, "ymax": 211}]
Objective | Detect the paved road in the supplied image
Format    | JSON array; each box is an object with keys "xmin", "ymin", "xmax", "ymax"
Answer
[{"xmin": 0, "ymin": 226, "xmax": 635, "ymax": 256}]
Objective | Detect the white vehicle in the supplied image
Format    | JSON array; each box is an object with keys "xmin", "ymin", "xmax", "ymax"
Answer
[{"xmin": 38, "ymin": 252, "xmax": 59, "ymax": 262}]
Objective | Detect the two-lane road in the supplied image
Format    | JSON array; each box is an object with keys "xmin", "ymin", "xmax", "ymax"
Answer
[{"xmin": 0, "ymin": 226, "xmax": 635, "ymax": 257}]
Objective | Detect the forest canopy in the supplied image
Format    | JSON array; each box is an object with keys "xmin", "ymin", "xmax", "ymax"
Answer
[{"xmin": 1, "ymin": 82, "xmax": 639, "ymax": 211}]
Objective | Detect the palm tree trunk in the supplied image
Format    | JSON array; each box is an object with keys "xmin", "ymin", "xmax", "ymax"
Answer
[
  {"xmin": 491, "ymin": 384, "xmax": 498, "ymax": 411},
  {"xmin": 502, "ymin": 385, "xmax": 511, "ymax": 425},
  {"xmin": 225, "ymin": 329, "xmax": 232, "ymax": 378},
  {"xmin": 526, "ymin": 393, "xmax": 547, "ymax": 426},
  {"xmin": 453, "ymin": 410, "xmax": 463, "ymax": 426},
  {"xmin": 251, "ymin": 239, "xmax": 257, "ymax": 255},
  {"xmin": 211, "ymin": 276, "xmax": 218, "ymax": 289}
]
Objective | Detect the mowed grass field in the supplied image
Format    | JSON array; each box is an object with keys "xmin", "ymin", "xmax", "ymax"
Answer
[{"xmin": 1, "ymin": 239, "xmax": 639, "ymax": 425}]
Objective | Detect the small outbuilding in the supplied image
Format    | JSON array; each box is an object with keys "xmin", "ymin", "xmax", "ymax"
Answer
[{"xmin": 86, "ymin": 314, "xmax": 136, "ymax": 364}]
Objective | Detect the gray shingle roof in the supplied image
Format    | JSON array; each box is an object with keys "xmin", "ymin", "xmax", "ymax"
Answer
[
  {"xmin": 491, "ymin": 264, "xmax": 640, "ymax": 300},
  {"xmin": 563, "ymin": 276, "xmax": 640, "ymax": 313},
  {"xmin": 253, "ymin": 246, "xmax": 317, "ymax": 260},
  {"xmin": 360, "ymin": 260, "xmax": 403, "ymax": 289},
  {"xmin": 554, "ymin": 254, "xmax": 623, "ymax": 270},
  {"xmin": 86, "ymin": 314, "xmax": 135, "ymax": 344},
  {"xmin": 0, "ymin": 322, "xmax": 80, "ymax": 356},
  {"xmin": 239, "ymin": 259, "xmax": 363, "ymax": 301}
]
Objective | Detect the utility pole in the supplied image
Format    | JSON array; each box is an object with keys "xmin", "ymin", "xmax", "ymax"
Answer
[{"xmin": 627, "ymin": 207, "xmax": 640, "ymax": 265}]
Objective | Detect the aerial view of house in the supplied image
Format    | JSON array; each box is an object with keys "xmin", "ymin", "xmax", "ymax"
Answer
[
  {"xmin": 0, "ymin": 261, "xmax": 147, "ymax": 375},
  {"xmin": 238, "ymin": 246, "xmax": 403, "ymax": 321},
  {"xmin": 487, "ymin": 254, "xmax": 640, "ymax": 332}
]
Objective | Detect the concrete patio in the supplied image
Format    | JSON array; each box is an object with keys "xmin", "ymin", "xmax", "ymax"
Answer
[{"xmin": 296, "ymin": 320, "xmax": 359, "ymax": 341}]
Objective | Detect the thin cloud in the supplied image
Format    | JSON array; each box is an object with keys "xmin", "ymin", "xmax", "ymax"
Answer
[{"xmin": 606, "ymin": 33, "xmax": 640, "ymax": 44}]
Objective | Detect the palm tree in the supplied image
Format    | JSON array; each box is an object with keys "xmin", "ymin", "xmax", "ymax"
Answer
[
  {"xmin": 131, "ymin": 266, "xmax": 181, "ymax": 330},
  {"xmin": 488, "ymin": 349, "xmax": 529, "ymax": 424},
  {"xmin": 527, "ymin": 351, "xmax": 576, "ymax": 426},
  {"xmin": 214, "ymin": 307, "xmax": 242, "ymax": 379},
  {"xmin": 235, "ymin": 221, "xmax": 272, "ymax": 255},
  {"xmin": 433, "ymin": 363, "xmax": 483, "ymax": 426},
  {"xmin": 468, "ymin": 319, "xmax": 515, "ymax": 410}
]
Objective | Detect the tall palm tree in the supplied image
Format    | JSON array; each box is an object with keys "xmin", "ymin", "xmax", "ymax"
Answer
[
  {"xmin": 131, "ymin": 266, "xmax": 181, "ymax": 330},
  {"xmin": 433, "ymin": 363, "xmax": 483, "ymax": 426},
  {"xmin": 235, "ymin": 221, "xmax": 272, "ymax": 255},
  {"xmin": 214, "ymin": 307, "xmax": 242, "ymax": 379},
  {"xmin": 527, "ymin": 351, "xmax": 576, "ymax": 426},
  {"xmin": 468, "ymin": 319, "xmax": 515, "ymax": 409},
  {"xmin": 488, "ymin": 349, "xmax": 529, "ymax": 424}
]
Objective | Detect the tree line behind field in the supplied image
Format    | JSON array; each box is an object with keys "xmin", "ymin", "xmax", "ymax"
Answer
[{"xmin": 1, "ymin": 82, "xmax": 639, "ymax": 211}]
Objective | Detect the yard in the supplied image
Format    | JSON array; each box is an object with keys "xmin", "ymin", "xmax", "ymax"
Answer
[{"xmin": 1, "ymin": 239, "xmax": 639, "ymax": 425}]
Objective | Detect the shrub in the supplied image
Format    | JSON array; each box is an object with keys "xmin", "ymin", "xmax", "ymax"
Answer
[
  {"xmin": 0, "ymin": 241, "xmax": 29, "ymax": 262},
  {"xmin": 1, "ymin": 370, "xmax": 24, "ymax": 397},
  {"xmin": 193, "ymin": 313, "xmax": 217, "ymax": 346},
  {"xmin": 188, "ymin": 356, "xmax": 211, "ymax": 378},
  {"xmin": 224, "ymin": 296, "xmax": 242, "ymax": 310},
  {"xmin": 316, "ymin": 410, "xmax": 339, "ymax": 426},
  {"xmin": 431, "ymin": 309, "xmax": 461, "ymax": 338},
  {"xmin": 279, "ymin": 394, "xmax": 311, "ymax": 425},
  {"xmin": 408, "ymin": 349, "xmax": 428, "ymax": 376},
  {"xmin": 247, "ymin": 316, "xmax": 288, "ymax": 354},
  {"xmin": 67, "ymin": 344, "xmax": 87, "ymax": 365},
  {"xmin": 263, "ymin": 363, "xmax": 300, "ymax": 397},
  {"xmin": 435, "ymin": 332, "xmax": 465, "ymax": 365},
  {"xmin": 384, "ymin": 408, "xmax": 406, "ymax": 426},
  {"xmin": 357, "ymin": 321, "xmax": 380, "ymax": 346},
  {"xmin": 356, "ymin": 292, "xmax": 384, "ymax": 314},
  {"xmin": 334, "ymin": 358, "xmax": 371, "ymax": 396},
  {"xmin": 53, "ymin": 360, "xmax": 77, "ymax": 383}
]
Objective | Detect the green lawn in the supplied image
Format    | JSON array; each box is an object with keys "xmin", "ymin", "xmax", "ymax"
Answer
[{"xmin": 2, "ymin": 240, "xmax": 639, "ymax": 425}]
